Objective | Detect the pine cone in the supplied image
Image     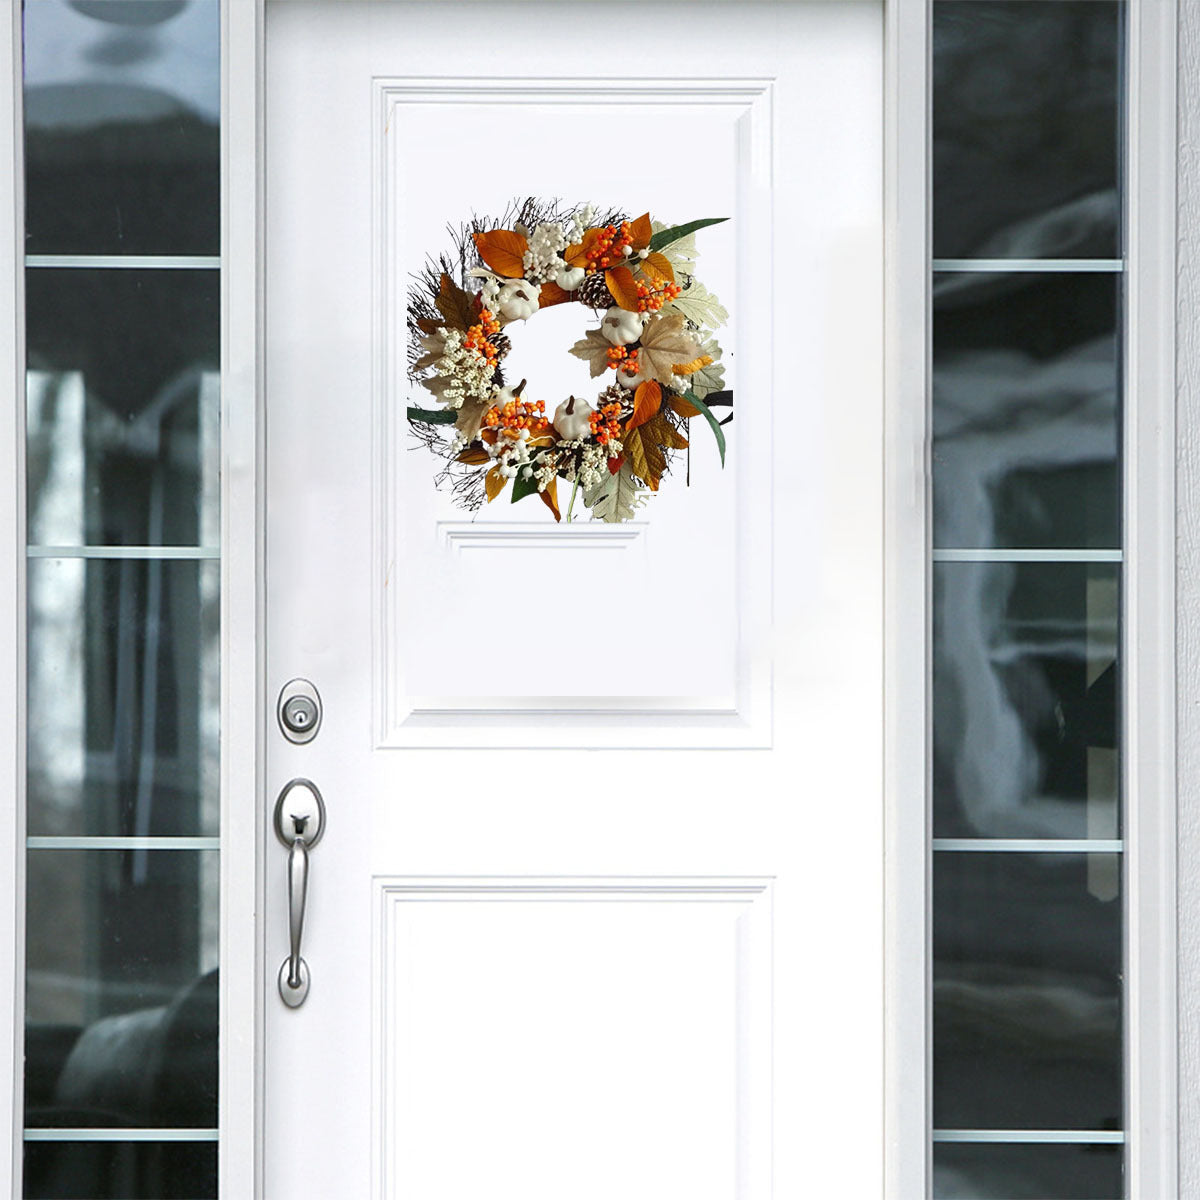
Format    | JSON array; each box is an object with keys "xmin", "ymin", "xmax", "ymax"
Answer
[
  {"xmin": 577, "ymin": 271, "xmax": 612, "ymax": 309},
  {"xmin": 490, "ymin": 332, "xmax": 512, "ymax": 358}
]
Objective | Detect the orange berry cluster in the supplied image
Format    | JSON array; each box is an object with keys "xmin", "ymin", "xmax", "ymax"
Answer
[
  {"xmin": 588, "ymin": 402, "xmax": 624, "ymax": 446},
  {"xmin": 586, "ymin": 222, "xmax": 633, "ymax": 272},
  {"xmin": 483, "ymin": 397, "xmax": 546, "ymax": 431},
  {"xmin": 606, "ymin": 346, "xmax": 640, "ymax": 375},
  {"xmin": 464, "ymin": 309, "xmax": 502, "ymax": 367},
  {"xmin": 635, "ymin": 279, "xmax": 682, "ymax": 313}
]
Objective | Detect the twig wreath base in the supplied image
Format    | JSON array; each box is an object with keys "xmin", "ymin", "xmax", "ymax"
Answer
[{"xmin": 406, "ymin": 199, "xmax": 732, "ymax": 523}]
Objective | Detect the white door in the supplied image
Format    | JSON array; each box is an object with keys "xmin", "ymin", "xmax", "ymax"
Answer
[{"xmin": 263, "ymin": 3, "xmax": 885, "ymax": 1197}]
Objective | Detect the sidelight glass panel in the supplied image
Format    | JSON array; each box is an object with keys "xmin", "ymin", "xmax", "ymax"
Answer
[
  {"xmin": 26, "ymin": 558, "xmax": 219, "ymax": 838},
  {"xmin": 22, "ymin": 0, "xmax": 220, "ymax": 257},
  {"xmin": 932, "ymin": 272, "xmax": 1120, "ymax": 551},
  {"xmin": 933, "ymin": 1143, "xmax": 1123, "ymax": 1200},
  {"xmin": 933, "ymin": 852, "xmax": 1122, "ymax": 1131},
  {"xmin": 930, "ymin": 2, "xmax": 1126, "ymax": 1195},
  {"xmin": 25, "ymin": 268, "xmax": 220, "ymax": 548},
  {"xmin": 933, "ymin": 562, "xmax": 1119, "ymax": 841},
  {"xmin": 20, "ymin": 3, "xmax": 223, "ymax": 1196},
  {"xmin": 23, "ymin": 1140, "xmax": 217, "ymax": 1200},
  {"xmin": 24, "ymin": 849, "xmax": 219, "ymax": 1130},
  {"xmin": 932, "ymin": 1, "xmax": 1123, "ymax": 261}
]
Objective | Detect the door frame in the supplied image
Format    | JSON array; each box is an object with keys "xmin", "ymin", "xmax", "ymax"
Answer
[{"xmin": 0, "ymin": 1, "xmax": 1183, "ymax": 1196}]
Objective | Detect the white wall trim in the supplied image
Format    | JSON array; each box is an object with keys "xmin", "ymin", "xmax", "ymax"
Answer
[
  {"xmin": 884, "ymin": 1, "xmax": 930, "ymax": 1196},
  {"xmin": 219, "ymin": 0, "xmax": 266, "ymax": 1196},
  {"xmin": 1176, "ymin": 0, "xmax": 1200, "ymax": 1194},
  {"xmin": 1126, "ymin": 2, "xmax": 1180, "ymax": 1195},
  {"xmin": 0, "ymin": 3, "xmax": 22, "ymax": 1195}
]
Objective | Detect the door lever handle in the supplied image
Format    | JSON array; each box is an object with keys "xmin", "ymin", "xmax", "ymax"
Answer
[{"xmin": 274, "ymin": 779, "xmax": 326, "ymax": 1008}]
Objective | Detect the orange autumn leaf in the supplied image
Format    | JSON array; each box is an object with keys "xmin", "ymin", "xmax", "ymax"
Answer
[
  {"xmin": 626, "ymin": 381, "xmax": 662, "ymax": 432},
  {"xmin": 473, "ymin": 229, "xmax": 529, "ymax": 278},
  {"xmin": 539, "ymin": 477, "xmax": 562, "ymax": 522},
  {"xmin": 670, "ymin": 395, "xmax": 702, "ymax": 418},
  {"xmin": 607, "ymin": 453, "xmax": 625, "ymax": 475},
  {"xmin": 605, "ymin": 266, "xmax": 641, "ymax": 312},
  {"xmin": 481, "ymin": 428, "xmax": 499, "ymax": 445},
  {"xmin": 484, "ymin": 465, "xmax": 507, "ymax": 502},
  {"xmin": 456, "ymin": 447, "xmax": 490, "ymax": 465},
  {"xmin": 563, "ymin": 242, "xmax": 588, "ymax": 267},
  {"xmin": 625, "ymin": 426, "xmax": 665, "ymax": 491},
  {"xmin": 538, "ymin": 280, "xmax": 573, "ymax": 308},
  {"xmin": 671, "ymin": 354, "xmax": 715, "ymax": 377},
  {"xmin": 641, "ymin": 251, "xmax": 675, "ymax": 285},
  {"xmin": 628, "ymin": 213, "xmax": 653, "ymax": 250}
]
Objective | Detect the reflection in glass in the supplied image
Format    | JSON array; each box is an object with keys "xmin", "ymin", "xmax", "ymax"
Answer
[
  {"xmin": 932, "ymin": 272, "xmax": 1119, "ymax": 551},
  {"xmin": 27, "ymin": 559, "xmax": 219, "ymax": 838},
  {"xmin": 933, "ymin": 1, "xmax": 1123, "ymax": 260},
  {"xmin": 933, "ymin": 562, "xmax": 1119, "ymax": 842},
  {"xmin": 23, "ymin": 0, "xmax": 220, "ymax": 256},
  {"xmin": 23, "ymin": 1140, "xmax": 216, "ymax": 1200},
  {"xmin": 25, "ymin": 269, "xmax": 220, "ymax": 547},
  {"xmin": 933, "ymin": 853, "xmax": 1122, "ymax": 1132},
  {"xmin": 25, "ymin": 851, "xmax": 218, "ymax": 1130},
  {"xmin": 933, "ymin": 1143, "xmax": 1122, "ymax": 1200}
]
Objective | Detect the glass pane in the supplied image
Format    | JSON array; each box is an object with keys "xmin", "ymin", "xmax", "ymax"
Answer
[
  {"xmin": 932, "ymin": 1, "xmax": 1123, "ymax": 260},
  {"xmin": 27, "ymin": 558, "xmax": 219, "ymax": 838},
  {"xmin": 23, "ymin": 1141, "xmax": 217, "ymax": 1200},
  {"xmin": 25, "ymin": 850, "xmax": 218, "ymax": 1130},
  {"xmin": 933, "ymin": 1143, "xmax": 1122, "ymax": 1200},
  {"xmin": 933, "ymin": 562, "xmax": 1119, "ymax": 841},
  {"xmin": 932, "ymin": 272, "xmax": 1120, "ymax": 551},
  {"xmin": 23, "ymin": 0, "xmax": 220, "ymax": 256},
  {"xmin": 25, "ymin": 269, "xmax": 220, "ymax": 547},
  {"xmin": 933, "ymin": 852, "xmax": 1122, "ymax": 1131}
]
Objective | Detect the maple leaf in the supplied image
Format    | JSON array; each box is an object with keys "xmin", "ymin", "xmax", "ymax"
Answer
[
  {"xmin": 569, "ymin": 329, "xmax": 612, "ymax": 377},
  {"xmin": 584, "ymin": 461, "xmax": 645, "ymax": 523},
  {"xmin": 625, "ymin": 426, "xmax": 667, "ymax": 490},
  {"xmin": 434, "ymin": 273, "xmax": 478, "ymax": 332},
  {"xmin": 455, "ymin": 398, "xmax": 490, "ymax": 442},
  {"xmin": 650, "ymin": 222, "xmax": 697, "ymax": 276},
  {"xmin": 642, "ymin": 412, "xmax": 689, "ymax": 452},
  {"xmin": 668, "ymin": 280, "xmax": 728, "ymax": 330},
  {"xmin": 688, "ymin": 338, "xmax": 726, "ymax": 398},
  {"xmin": 637, "ymin": 314, "xmax": 703, "ymax": 386}
]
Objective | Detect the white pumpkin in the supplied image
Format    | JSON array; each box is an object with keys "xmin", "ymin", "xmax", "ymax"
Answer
[
  {"xmin": 554, "ymin": 264, "xmax": 586, "ymax": 291},
  {"xmin": 497, "ymin": 279, "xmax": 540, "ymax": 321},
  {"xmin": 599, "ymin": 307, "xmax": 645, "ymax": 347},
  {"xmin": 553, "ymin": 396, "xmax": 594, "ymax": 441},
  {"xmin": 614, "ymin": 365, "xmax": 646, "ymax": 390}
]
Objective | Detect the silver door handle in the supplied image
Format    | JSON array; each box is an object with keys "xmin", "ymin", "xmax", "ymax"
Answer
[{"xmin": 274, "ymin": 779, "xmax": 326, "ymax": 1008}]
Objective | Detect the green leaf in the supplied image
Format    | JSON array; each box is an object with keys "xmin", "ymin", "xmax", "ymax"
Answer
[
  {"xmin": 682, "ymin": 390, "xmax": 727, "ymax": 466},
  {"xmin": 583, "ymin": 461, "xmax": 645, "ymax": 523},
  {"xmin": 648, "ymin": 217, "xmax": 728, "ymax": 254},
  {"xmin": 407, "ymin": 406, "xmax": 458, "ymax": 425},
  {"xmin": 511, "ymin": 472, "xmax": 539, "ymax": 504}
]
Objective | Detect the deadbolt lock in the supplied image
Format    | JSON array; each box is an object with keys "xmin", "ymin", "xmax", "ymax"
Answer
[{"xmin": 277, "ymin": 679, "xmax": 322, "ymax": 744}]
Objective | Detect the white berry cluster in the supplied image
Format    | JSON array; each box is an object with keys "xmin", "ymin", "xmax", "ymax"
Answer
[
  {"xmin": 487, "ymin": 426, "xmax": 535, "ymax": 480},
  {"xmin": 522, "ymin": 221, "xmax": 568, "ymax": 284},
  {"xmin": 430, "ymin": 329, "xmax": 494, "ymax": 410}
]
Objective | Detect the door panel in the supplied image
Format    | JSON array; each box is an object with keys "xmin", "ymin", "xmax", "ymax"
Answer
[{"xmin": 265, "ymin": 3, "xmax": 884, "ymax": 1197}]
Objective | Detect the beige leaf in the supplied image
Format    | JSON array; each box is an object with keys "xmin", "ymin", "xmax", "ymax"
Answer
[
  {"xmin": 668, "ymin": 280, "xmax": 728, "ymax": 329},
  {"xmin": 637, "ymin": 313, "xmax": 703, "ymax": 386},
  {"xmin": 455, "ymin": 398, "xmax": 490, "ymax": 441},
  {"xmin": 688, "ymin": 338, "xmax": 726, "ymax": 398},
  {"xmin": 569, "ymin": 329, "xmax": 613, "ymax": 378},
  {"xmin": 583, "ymin": 461, "xmax": 645, "ymax": 523}
]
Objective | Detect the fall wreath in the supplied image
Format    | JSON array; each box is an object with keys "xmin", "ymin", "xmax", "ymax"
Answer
[{"xmin": 406, "ymin": 200, "xmax": 732, "ymax": 523}]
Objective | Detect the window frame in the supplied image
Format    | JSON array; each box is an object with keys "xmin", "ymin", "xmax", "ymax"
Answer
[{"xmin": 0, "ymin": 0, "xmax": 1182, "ymax": 1196}]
